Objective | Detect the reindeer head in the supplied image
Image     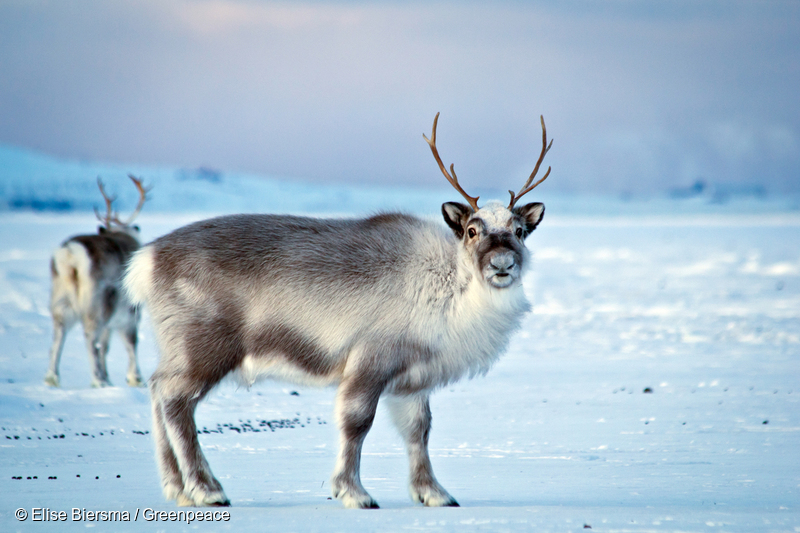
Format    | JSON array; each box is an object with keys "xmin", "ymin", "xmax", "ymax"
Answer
[
  {"xmin": 95, "ymin": 175, "xmax": 149, "ymax": 238},
  {"xmin": 424, "ymin": 113, "xmax": 551, "ymax": 289}
]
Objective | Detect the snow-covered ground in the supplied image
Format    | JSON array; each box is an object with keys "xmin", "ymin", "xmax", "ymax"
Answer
[
  {"xmin": 1, "ymin": 144, "xmax": 799, "ymax": 532},
  {"xmin": 1, "ymin": 207, "xmax": 798, "ymax": 532}
]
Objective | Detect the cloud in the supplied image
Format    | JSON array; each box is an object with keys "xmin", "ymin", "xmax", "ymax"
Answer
[
  {"xmin": 0, "ymin": 0, "xmax": 798, "ymax": 194},
  {"xmin": 173, "ymin": 0, "xmax": 365, "ymax": 34}
]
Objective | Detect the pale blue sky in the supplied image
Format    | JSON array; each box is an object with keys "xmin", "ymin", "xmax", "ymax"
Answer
[{"xmin": 1, "ymin": 0, "xmax": 798, "ymax": 194}]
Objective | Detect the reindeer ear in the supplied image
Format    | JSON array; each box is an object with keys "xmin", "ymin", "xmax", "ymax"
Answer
[
  {"xmin": 98, "ymin": 225, "xmax": 107, "ymax": 234},
  {"xmin": 441, "ymin": 202, "xmax": 472, "ymax": 239},
  {"xmin": 513, "ymin": 202, "xmax": 544, "ymax": 236}
]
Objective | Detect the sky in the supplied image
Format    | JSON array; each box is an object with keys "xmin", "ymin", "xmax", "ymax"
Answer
[{"xmin": 0, "ymin": 0, "xmax": 798, "ymax": 195}]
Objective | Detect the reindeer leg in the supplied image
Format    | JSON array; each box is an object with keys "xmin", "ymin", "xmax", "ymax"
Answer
[
  {"xmin": 385, "ymin": 392, "xmax": 458, "ymax": 507},
  {"xmin": 120, "ymin": 319, "xmax": 144, "ymax": 387},
  {"xmin": 330, "ymin": 376, "xmax": 383, "ymax": 509},
  {"xmin": 82, "ymin": 318, "xmax": 112, "ymax": 387},
  {"xmin": 149, "ymin": 385, "xmax": 185, "ymax": 503},
  {"xmin": 161, "ymin": 393, "xmax": 229, "ymax": 507},
  {"xmin": 146, "ymin": 312, "xmax": 243, "ymax": 506},
  {"xmin": 45, "ymin": 316, "xmax": 74, "ymax": 387},
  {"xmin": 151, "ymin": 370, "xmax": 229, "ymax": 507},
  {"xmin": 96, "ymin": 327, "xmax": 112, "ymax": 383}
]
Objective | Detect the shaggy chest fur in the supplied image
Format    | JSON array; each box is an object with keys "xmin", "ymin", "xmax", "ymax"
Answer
[{"xmin": 384, "ymin": 277, "xmax": 530, "ymax": 394}]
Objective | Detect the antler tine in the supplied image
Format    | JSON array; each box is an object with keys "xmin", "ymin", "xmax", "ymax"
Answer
[
  {"xmin": 113, "ymin": 174, "xmax": 149, "ymax": 226},
  {"xmin": 423, "ymin": 112, "xmax": 480, "ymax": 211},
  {"xmin": 508, "ymin": 115, "xmax": 553, "ymax": 209},
  {"xmin": 94, "ymin": 177, "xmax": 117, "ymax": 230}
]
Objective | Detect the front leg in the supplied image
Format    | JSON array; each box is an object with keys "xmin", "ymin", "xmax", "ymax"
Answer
[
  {"xmin": 385, "ymin": 392, "xmax": 458, "ymax": 507},
  {"xmin": 331, "ymin": 377, "xmax": 383, "ymax": 509}
]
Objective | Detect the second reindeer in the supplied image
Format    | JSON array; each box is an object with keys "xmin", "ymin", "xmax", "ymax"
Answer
[{"xmin": 46, "ymin": 175, "xmax": 149, "ymax": 388}]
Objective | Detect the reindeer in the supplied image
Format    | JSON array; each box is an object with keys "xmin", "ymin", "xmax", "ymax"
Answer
[
  {"xmin": 124, "ymin": 114, "xmax": 553, "ymax": 508},
  {"xmin": 45, "ymin": 175, "xmax": 149, "ymax": 388}
]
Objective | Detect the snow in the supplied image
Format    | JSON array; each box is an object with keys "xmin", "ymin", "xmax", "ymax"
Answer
[{"xmin": 1, "ymin": 151, "xmax": 799, "ymax": 531}]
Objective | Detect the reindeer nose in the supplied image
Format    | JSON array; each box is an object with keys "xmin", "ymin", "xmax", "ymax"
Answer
[{"xmin": 490, "ymin": 253, "xmax": 516, "ymax": 273}]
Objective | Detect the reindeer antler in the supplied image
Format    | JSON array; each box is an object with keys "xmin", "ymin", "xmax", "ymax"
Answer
[
  {"xmin": 94, "ymin": 177, "xmax": 117, "ymax": 230},
  {"xmin": 423, "ymin": 113, "xmax": 480, "ymax": 212},
  {"xmin": 94, "ymin": 175, "xmax": 149, "ymax": 230},
  {"xmin": 507, "ymin": 115, "xmax": 553, "ymax": 210},
  {"xmin": 113, "ymin": 174, "xmax": 149, "ymax": 227}
]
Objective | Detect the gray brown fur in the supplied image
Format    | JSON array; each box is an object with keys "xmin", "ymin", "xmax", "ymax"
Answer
[
  {"xmin": 125, "ymin": 200, "xmax": 545, "ymax": 508},
  {"xmin": 46, "ymin": 229, "xmax": 144, "ymax": 388}
]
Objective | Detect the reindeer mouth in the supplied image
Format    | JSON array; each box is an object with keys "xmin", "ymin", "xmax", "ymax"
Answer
[
  {"xmin": 482, "ymin": 248, "xmax": 520, "ymax": 289},
  {"xmin": 487, "ymin": 271, "xmax": 516, "ymax": 288}
]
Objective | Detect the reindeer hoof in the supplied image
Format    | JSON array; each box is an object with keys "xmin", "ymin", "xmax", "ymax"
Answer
[
  {"xmin": 210, "ymin": 499, "xmax": 231, "ymax": 507},
  {"xmin": 419, "ymin": 494, "xmax": 459, "ymax": 507},
  {"xmin": 44, "ymin": 373, "xmax": 60, "ymax": 387},
  {"xmin": 127, "ymin": 376, "xmax": 146, "ymax": 387},
  {"xmin": 176, "ymin": 492, "xmax": 230, "ymax": 507},
  {"xmin": 91, "ymin": 379, "xmax": 112, "ymax": 388},
  {"xmin": 341, "ymin": 494, "xmax": 379, "ymax": 509},
  {"xmin": 332, "ymin": 484, "xmax": 380, "ymax": 509},
  {"xmin": 182, "ymin": 486, "xmax": 230, "ymax": 507},
  {"xmin": 411, "ymin": 484, "xmax": 459, "ymax": 507}
]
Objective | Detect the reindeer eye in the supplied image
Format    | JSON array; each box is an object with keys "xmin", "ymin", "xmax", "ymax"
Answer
[
  {"xmin": 515, "ymin": 228, "xmax": 523, "ymax": 238},
  {"xmin": 467, "ymin": 227, "xmax": 477, "ymax": 239}
]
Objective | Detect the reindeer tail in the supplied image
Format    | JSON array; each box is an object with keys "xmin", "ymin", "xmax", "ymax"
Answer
[
  {"xmin": 51, "ymin": 241, "xmax": 93, "ymax": 311},
  {"xmin": 123, "ymin": 245, "xmax": 155, "ymax": 306}
]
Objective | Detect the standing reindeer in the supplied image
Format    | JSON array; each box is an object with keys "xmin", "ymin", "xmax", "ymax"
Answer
[
  {"xmin": 45, "ymin": 175, "xmax": 148, "ymax": 388},
  {"xmin": 124, "ymin": 114, "xmax": 553, "ymax": 508}
]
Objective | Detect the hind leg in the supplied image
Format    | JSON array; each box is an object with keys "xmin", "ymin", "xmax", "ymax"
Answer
[
  {"xmin": 146, "ymin": 308, "xmax": 242, "ymax": 506},
  {"xmin": 82, "ymin": 317, "xmax": 112, "ymax": 387},
  {"xmin": 150, "ymin": 370, "xmax": 229, "ymax": 507},
  {"xmin": 96, "ymin": 327, "xmax": 112, "ymax": 383},
  {"xmin": 385, "ymin": 392, "xmax": 458, "ymax": 507},
  {"xmin": 46, "ymin": 263, "xmax": 78, "ymax": 387},
  {"xmin": 149, "ymin": 388, "xmax": 185, "ymax": 503},
  {"xmin": 45, "ymin": 316, "xmax": 75, "ymax": 387},
  {"xmin": 120, "ymin": 318, "xmax": 144, "ymax": 387}
]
